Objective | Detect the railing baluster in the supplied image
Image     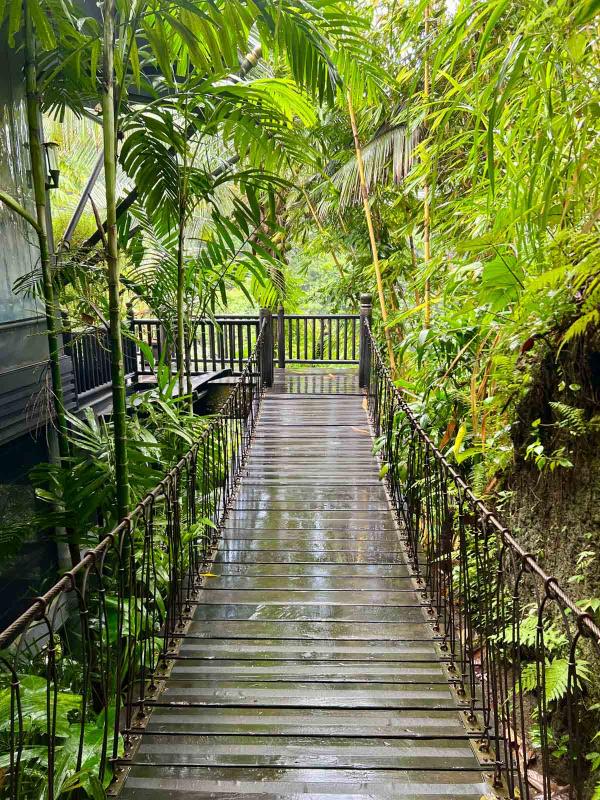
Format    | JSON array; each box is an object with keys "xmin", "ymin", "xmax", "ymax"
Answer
[
  {"xmin": 192, "ymin": 324, "xmax": 199, "ymax": 374},
  {"xmin": 303, "ymin": 317, "xmax": 308, "ymax": 360},
  {"xmin": 237, "ymin": 323, "xmax": 243, "ymax": 372},
  {"xmin": 85, "ymin": 332, "xmax": 93, "ymax": 391},
  {"xmin": 319, "ymin": 318, "xmax": 325, "ymax": 361},
  {"xmin": 277, "ymin": 306, "xmax": 285, "ymax": 369},
  {"xmin": 227, "ymin": 322, "xmax": 234, "ymax": 371},
  {"xmin": 103, "ymin": 330, "xmax": 110, "ymax": 384},
  {"xmin": 217, "ymin": 324, "xmax": 225, "ymax": 370},
  {"xmin": 343, "ymin": 318, "xmax": 348, "ymax": 361},
  {"xmin": 145, "ymin": 322, "xmax": 152, "ymax": 373},
  {"xmin": 200, "ymin": 321, "xmax": 207, "ymax": 372},
  {"xmin": 209, "ymin": 322, "xmax": 217, "ymax": 371}
]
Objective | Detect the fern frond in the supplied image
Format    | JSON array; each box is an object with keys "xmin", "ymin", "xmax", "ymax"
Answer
[{"xmin": 549, "ymin": 401, "xmax": 587, "ymax": 436}]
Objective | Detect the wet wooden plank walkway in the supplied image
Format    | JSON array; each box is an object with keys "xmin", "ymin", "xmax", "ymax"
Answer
[{"xmin": 120, "ymin": 370, "xmax": 489, "ymax": 799}]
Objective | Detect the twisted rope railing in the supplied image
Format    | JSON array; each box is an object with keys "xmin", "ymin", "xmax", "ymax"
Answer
[
  {"xmin": 364, "ymin": 320, "xmax": 600, "ymax": 800},
  {"xmin": 0, "ymin": 323, "xmax": 266, "ymax": 799}
]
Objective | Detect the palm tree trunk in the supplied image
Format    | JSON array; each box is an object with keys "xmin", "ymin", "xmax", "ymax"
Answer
[
  {"xmin": 24, "ymin": 8, "xmax": 81, "ymax": 566},
  {"xmin": 423, "ymin": 3, "xmax": 432, "ymax": 328},
  {"xmin": 347, "ymin": 92, "xmax": 396, "ymax": 372},
  {"xmin": 102, "ymin": 0, "xmax": 130, "ymax": 520}
]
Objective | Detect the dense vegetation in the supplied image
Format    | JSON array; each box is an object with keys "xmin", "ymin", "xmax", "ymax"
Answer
[{"xmin": 0, "ymin": 0, "xmax": 598, "ymax": 795}]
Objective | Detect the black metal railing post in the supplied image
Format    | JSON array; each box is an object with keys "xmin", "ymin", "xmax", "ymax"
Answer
[
  {"xmin": 358, "ymin": 293, "xmax": 372, "ymax": 388},
  {"xmin": 259, "ymin": 308, "xmax": 274, "ymax": 387},
  {"xmin": 277, "ymin": 305, "xmax": 285, "ymax": 369}
]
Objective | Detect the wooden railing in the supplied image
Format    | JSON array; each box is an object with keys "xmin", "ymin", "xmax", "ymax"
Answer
[
  {"xmin": 63, "ymin": 318, "xmax": 136, "ymax": 398},
  {"xmin": 274, "ymin": 310, "xmax": 360, "ymax": 367},
  {"xmin": 65, "ymin": 299, "xmax": 373, "ymax": 400},
  {"xmin": 131, "ymin": 316, "xmax": 260, "ymax": 376}
]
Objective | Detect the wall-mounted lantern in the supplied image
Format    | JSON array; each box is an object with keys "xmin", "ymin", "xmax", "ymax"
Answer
[{"xmin": 43, "ymin": 141, "xmax": 60, "ymax": 189}]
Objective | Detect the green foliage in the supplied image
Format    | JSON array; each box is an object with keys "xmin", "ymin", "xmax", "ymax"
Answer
[
  {"xmin": 0, "ymin": 675, "xmax": 119, "ymax": 798},
  {"xmin": 288, "ymin": 0, "xmax": 599, "ymax": 496},
  {"xmin": 521, "ymin": 658, "xmax": 590, "ymax": 704},
  {"xmin": 30, "ymin": 389, "xmax": 207, "ymax": 537}
]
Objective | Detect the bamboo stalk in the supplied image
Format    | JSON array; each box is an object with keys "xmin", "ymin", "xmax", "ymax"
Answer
[
  {"xmin": 347, "ymin": 92, "xmax": 396, "ymax": 372},
  {"xmin": 24, "ymin": 7, "xmax": 80, "ymax": 566},
  {"xmin": 102, "ymin": 0, "xmax": 130, "ymax": 520},
  {"xmin": 176, "ymin": 209, "xmax": 186, "ymax": 400},
  {"xmin": 24, "ymin": 9, "xmax": 69, "ymax": 460},
  {"xmin": 409, "ymin": 234, "xmax": 421, "ymax": 305},
  {"xmin": 423, "ymin": 3, "xmax": 432, "ymax": 328},
  {"xmin": 0, "ymin": 189, "xmax": 42, "ymax": 234}
]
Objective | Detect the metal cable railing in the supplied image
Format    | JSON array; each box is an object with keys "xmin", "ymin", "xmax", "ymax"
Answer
[
  {"xmin": 0, "ymin": 323, "xmax": 266, "ymax": 799},
  {"xmin": 363, "ymin": 320, "xmax": 600, "ymax": 800}
]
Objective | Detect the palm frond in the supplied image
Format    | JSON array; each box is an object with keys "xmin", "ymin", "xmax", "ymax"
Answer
[{"xmin": 330, "ymin": 124, "xmax": 420, "ymax": 209}]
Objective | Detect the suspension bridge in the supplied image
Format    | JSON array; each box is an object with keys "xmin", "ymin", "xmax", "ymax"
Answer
[{"xmin": 1, "ymin": 297, "xmax": 598, "ymax": 800}]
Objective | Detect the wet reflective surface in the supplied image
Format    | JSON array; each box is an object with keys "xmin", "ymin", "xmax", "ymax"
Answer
[{"xmin": 120, "ymin": 370, "xmax": 488, "ymax": 799}]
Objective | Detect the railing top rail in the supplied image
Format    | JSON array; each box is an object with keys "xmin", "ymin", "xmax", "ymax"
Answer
[
  {"xmin": 282, "ymin": 313, "xmax": 360, "ymax": 319},
  {"xmin": 364, "ymin": 319, "xmax": 600, "ymax": 645},
  {"xmin": 0, "ymin": 321, "xmax": 266, "ymax": 650},
  {"xmin": 70, "ymin": 325, "xmax": 110, "ymax": 334},
  {"xmin": 131, "ymin": 313, "xmax": 361, "ymax": 323},
  {"xmin": 132, "ymin": 315, "xmax": 261, "ymax": 323}
]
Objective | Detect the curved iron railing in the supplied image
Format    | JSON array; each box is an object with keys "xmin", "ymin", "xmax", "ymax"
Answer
[
  {"xmin": 0, "ymin": 324, "xmax": 266, "ymax": 799},
  {"xmin": 363, "ymin": 321, "xmax": 600, "ymax": 800}
]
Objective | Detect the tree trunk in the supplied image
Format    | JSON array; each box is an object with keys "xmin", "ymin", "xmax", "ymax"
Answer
[
  {"xmin": 102, "ymin": 0, "xmax": 130, "ymax": 520},
  {"xmin": 347, "ymin": 92, "xmax": 396, "ymax": 372},
  {"xmin": 24, "ymin": 8, "xmax": 81, "ymax": 566}
]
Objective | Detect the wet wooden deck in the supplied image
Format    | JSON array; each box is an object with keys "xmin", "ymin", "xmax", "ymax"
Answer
[{"xmin": 120, "ymin": 369, "xmax": 489, "ymax": 799}]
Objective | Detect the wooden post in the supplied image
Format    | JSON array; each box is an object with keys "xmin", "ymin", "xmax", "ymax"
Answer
[
  {"xmin": 277, "ymin": 305, "xmax": 285, "ymax": 369},
  {"xmin": 359, "ymin": 293, "xmax": 372, "ymax": 389},
  {"xmin": 259, "ymin": 308, "xmax": 274, "ymax": 387}
]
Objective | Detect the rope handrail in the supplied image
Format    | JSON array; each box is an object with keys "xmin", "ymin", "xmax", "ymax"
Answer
[
  {"xmin": 0, "ymin": 321, "xmax": 266, "ymax": 650},
  {"xmin": 365, "ymin": 320, "xmax": 600, "ymax": 645},
  {"xmin": 363, "ymin": 319, "xmax": 600, "ymax": 800},
  {"xmin": 0, "ymin": 322, "xmax": 267, "ymax": 798}
]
